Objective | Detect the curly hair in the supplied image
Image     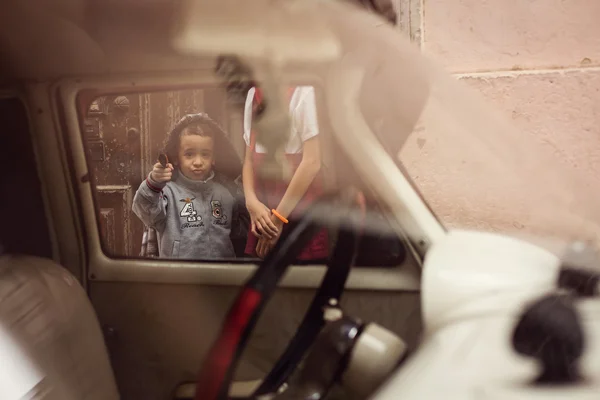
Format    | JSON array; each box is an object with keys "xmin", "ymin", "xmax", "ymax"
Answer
[{"xmin": 162, "ymin": 113, "xmax": 226, "ymax": 166}]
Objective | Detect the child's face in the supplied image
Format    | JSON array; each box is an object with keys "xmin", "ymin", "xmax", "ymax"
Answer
[{"xmin": 177, "ymin": 134, "xmax": 215, "ymax": 181}]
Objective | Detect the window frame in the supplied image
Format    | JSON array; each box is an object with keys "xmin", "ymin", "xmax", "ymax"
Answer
[{"xmin": 57, "ymin": 71, "xmax": 424, "ymax": 291}]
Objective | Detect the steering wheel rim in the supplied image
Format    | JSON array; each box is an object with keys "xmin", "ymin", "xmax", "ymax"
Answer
[{"xmin": 194, "ymin": 196, "xmax": 362, "ymax": 400}]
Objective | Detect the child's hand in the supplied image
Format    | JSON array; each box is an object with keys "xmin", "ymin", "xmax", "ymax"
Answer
[
  {"xmin": 256, "ymin": 237, "xmax": 275, "ymax": 259},
  {"xmin": 246, "ymin": 198, "xmax": 279, "ymax": 239},
  {"xmin": 150, "ymin": 162, "xmax": 174, "ymax": 183},
  {"xmin": 256, "ymin": 214, "xmax": 284, "ymax": 258}
]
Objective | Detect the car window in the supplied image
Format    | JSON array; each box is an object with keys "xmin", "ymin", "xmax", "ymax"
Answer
[{"xmin": 77, "ymin": 84, "xmax": 407, "ymax": 268}]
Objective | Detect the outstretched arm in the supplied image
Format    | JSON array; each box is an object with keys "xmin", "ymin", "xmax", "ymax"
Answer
[{"xmin": 132, "ymin": 163, "xmax": 171, "ymax": 229}]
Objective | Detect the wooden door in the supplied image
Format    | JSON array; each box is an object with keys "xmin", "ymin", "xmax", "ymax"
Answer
[{"xmin": 84, "ymin": 95, "xmax": 144, "ymax": 257}]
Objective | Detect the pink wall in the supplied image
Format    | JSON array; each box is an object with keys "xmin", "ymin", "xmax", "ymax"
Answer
[
  {"xmin": 424, "ymin": 0, "xmax": 600, "ymax": 73},
  {"xmin": 401, "ymin": 0, "xmax": 600, "ymax": 250}
]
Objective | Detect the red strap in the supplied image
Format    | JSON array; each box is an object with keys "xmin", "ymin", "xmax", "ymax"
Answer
[
  {"xmin": 286, "ymin": 86, "xmax": 295, "ymax": 101},
  {"xmin": 194, "ymin": 287, "xmax": 262, "ymax": 400}
]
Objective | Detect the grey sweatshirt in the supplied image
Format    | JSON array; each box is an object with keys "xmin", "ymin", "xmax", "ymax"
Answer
[{"xmin": 132, "ymin": 170, "xmax": 239, "ymax": 259}]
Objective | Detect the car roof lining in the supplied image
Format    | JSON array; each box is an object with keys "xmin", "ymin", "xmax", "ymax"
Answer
[{"xmin": 0, "ymin": 0, "xmax": 215, "ymax": 83}]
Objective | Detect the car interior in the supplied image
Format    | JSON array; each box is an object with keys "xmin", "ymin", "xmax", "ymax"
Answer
[{"xmin": 6, "ymin": 0, "xmax": 600, "ymax": 399}]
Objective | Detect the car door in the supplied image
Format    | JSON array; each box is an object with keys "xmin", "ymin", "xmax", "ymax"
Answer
[{"xmin": 36, "ymin": 72, "xmax": 422, "ymax": 400}]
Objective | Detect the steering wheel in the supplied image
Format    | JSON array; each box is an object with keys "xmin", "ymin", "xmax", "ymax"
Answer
[{"xmin": 194, "ymin": 196, "xmax": 362, "ymax": 400}]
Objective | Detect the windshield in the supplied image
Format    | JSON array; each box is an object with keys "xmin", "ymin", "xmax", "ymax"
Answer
[{"xmin": 175, "ymin": 0, "xmax": 600, "ymax": 256}]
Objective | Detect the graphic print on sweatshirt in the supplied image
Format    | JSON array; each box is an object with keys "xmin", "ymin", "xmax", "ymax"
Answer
[
  {"xmin": 179, "ymin": 197, "xmax": 204, "ymax": 228},
  {"xmin": 211, "ymin": 200, "xmax": 228, "ymax": 226}
]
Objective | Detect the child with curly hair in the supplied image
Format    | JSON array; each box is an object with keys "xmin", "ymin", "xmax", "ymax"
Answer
[{"xmin": 133, "ymin": 113, "xmax": 248, "ymax": 259}]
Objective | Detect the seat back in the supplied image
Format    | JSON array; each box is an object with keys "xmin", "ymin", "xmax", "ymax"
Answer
[{"xmin": 0, "ymin": 255, "xmax": 119, "ymax": 400}]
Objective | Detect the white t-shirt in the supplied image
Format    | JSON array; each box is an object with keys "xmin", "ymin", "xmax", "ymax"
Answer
[{"xmin": 243, "ymin": 86, "xmax": 319, "ymax": 154}]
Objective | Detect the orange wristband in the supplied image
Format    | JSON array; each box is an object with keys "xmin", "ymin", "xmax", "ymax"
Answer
[{"xmin": 271, "ymin": 209, "xmax": 289, "ymax": 224}]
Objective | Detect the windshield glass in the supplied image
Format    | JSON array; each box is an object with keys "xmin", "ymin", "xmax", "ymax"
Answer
[{"xmin": 175, "ymin": 0, "xmax": 600, "ymax": 256}]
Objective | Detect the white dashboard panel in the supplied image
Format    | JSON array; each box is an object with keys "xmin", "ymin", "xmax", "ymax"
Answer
[{"xmin": 373, "ymin": 230, "xmax": 600, "ymax": 400}]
